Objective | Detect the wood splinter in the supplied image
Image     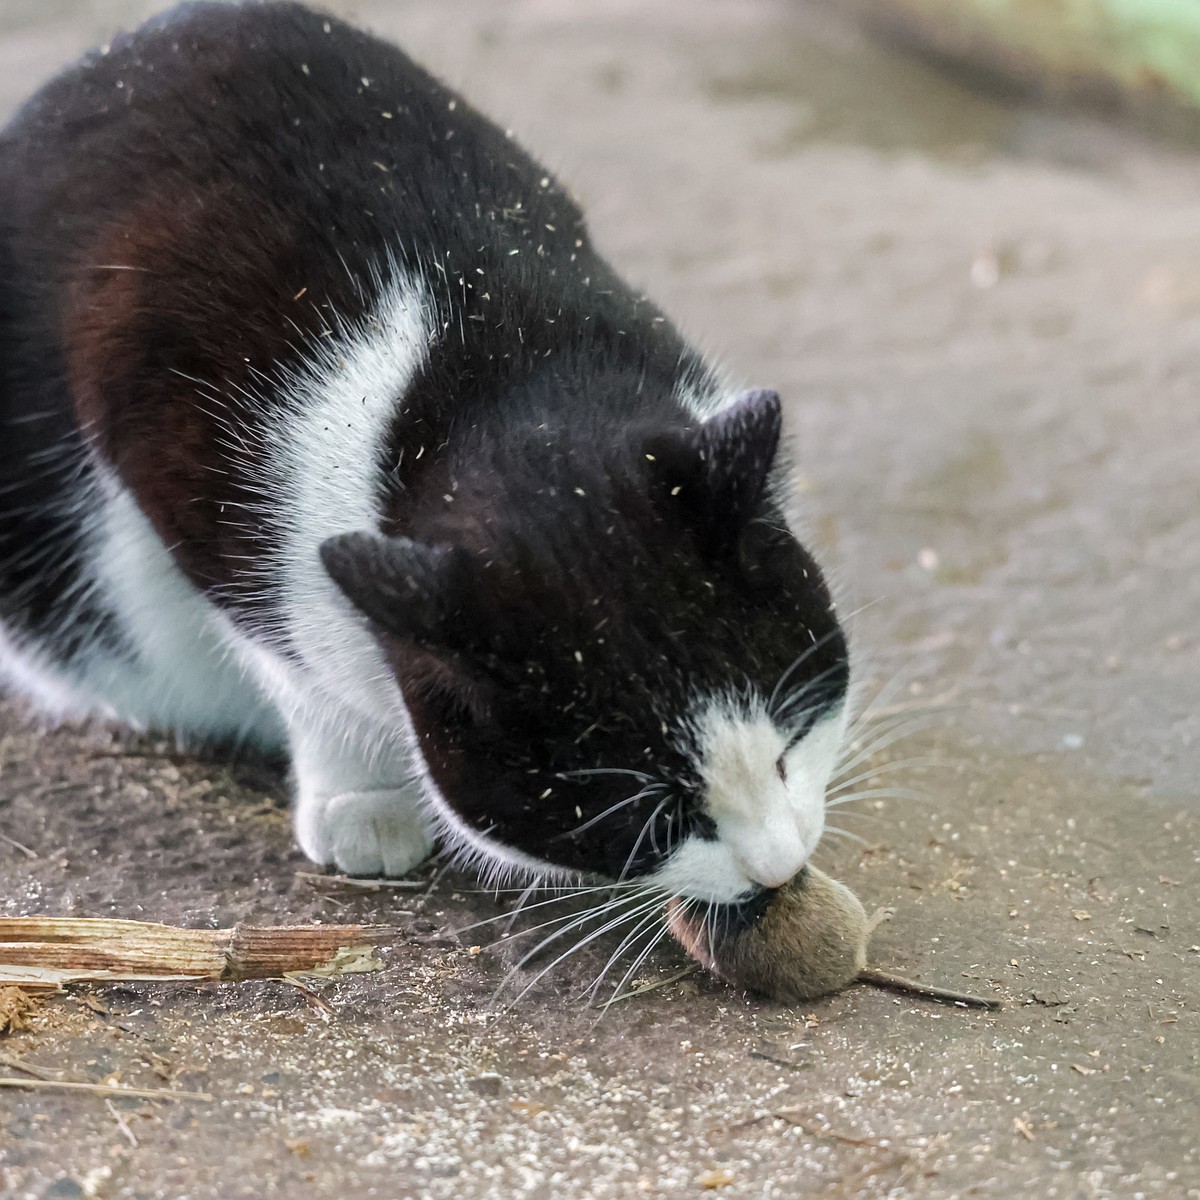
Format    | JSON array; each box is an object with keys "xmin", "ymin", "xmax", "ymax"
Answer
[{"xmin": 0, "ymin": 917, "xmax": 390, "ymax": 991}]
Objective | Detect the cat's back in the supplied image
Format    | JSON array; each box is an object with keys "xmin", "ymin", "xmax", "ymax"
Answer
[
  {"xmin": 2, "ymin": 1, "xmax": 549, "ymax": 270},
  {"xmin": 0, "ymin": 2, "xmax": 452, "ymax": 647}
]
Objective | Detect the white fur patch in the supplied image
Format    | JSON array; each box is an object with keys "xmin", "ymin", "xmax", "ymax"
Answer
[
  {"xmin": 242, "ymin": 272, "xmax": 449, "ymax": 871},
  {"xmin": 89, "ymin": 475, "xmax": 283, "ymax": 743},
  {"xmin": 4, "ymin": 270, "xmax": 463, "ymax": 877},
  {"xmin": 247, "ymin": 270, "xmax": 567, "ymax": 880},
  {"xmin": 1, "ymin": 471, "xmax": 281, "ymax": 748},
  {"xmin": 260, "ymin": 271, "xmax": 434, "ymax": 728},
  {"xmin": 0, "ymin": 620, "xmax": 96, "ymax": 721},
  {"xmin": 653, "ymin": 697, "xmax": 846, "ymax": 903}
]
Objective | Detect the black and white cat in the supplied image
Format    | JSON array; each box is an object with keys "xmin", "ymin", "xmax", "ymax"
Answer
[{"xmin": 0, "ymin": 2, "xmax": 850, "ymax": 909}]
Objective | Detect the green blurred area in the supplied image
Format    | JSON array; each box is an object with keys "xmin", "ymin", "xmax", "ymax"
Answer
[{"xmin": 857, "ymin": 0, "xmax": 1200, "ymax": 112}]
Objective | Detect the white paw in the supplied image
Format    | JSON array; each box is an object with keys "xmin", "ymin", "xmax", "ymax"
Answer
[{"xmin": 296, "ymin": 789, "xmax": 434, "ymax": 877}]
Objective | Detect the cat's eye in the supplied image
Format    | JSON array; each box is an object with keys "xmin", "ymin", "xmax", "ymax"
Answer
[{"xmin": 775, "ymin": 755, "xmax": 788, "ymax": 783}]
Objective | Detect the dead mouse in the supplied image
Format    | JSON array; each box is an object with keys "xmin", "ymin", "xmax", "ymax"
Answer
[{"xmin": 668, "ymin": 866, "xmax": 1000, "ymax": 1009}]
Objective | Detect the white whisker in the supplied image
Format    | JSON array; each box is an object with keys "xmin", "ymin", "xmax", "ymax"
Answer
[
  {"xmin": 828, "ymin": 786, "xmax": 927, "ymax": 806},
  {"xmin": 826, "ymin": 756, "xmax": 943, "ymax": 795},
  {"xmin": 832, "ymin": 714, "xmax": 942, "ymax": 779},
  {"xmin": 557, "ymin": 767, "xmax": 656, "ymax": 783},
  {"xmin": 767, "ymin": 630, "xmax": 845, "ymax": 717},
  {"xmin": 597, "ymin": 917, "xmax": 678, "ymax": 1012},
  {"xmin": 586, "ymin": 903, "xmax": 670, "ymax": 1004},
  {"xmin": 453, "ymin": 882, "xmax": 636, "ymax": 937},
  {"xmin": 823, "ymin": 825, "xmax": 870, "ymax": 847},
  {"xmin": 494, "ymin": 890, "xmax": 668, "ymax": 1010},
  {"xmin": 615, "ymin": 793, "xmax": 673, "ymax": 885},
  {"xmin": 556, "ymin": 782, "xmax": 669, "ymax": 840}
]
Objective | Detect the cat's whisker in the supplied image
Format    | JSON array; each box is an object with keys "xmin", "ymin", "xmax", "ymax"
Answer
[
  {"xmin": 823, "ymin": 825, "xmax": 870, "ymax": 847},
  {"xmin": 453, "ymin": 882, "xmax": 638, "ymax": 936},
  {"xmin": 596, "ymin": 915, "xmax": 680, "ymax": 1012},
  {"xmin": 424, "ymin": 856, "xmax": 461, "ymax": 895},
  {"xmin": 832, "ymin": 713, "xmax": 943, "ymax": 780},
  {"xmin": 825, "ymin": 756, "xmax": 943, "ymax": 795},
  {"xmin": 585, "ymin": 900, "xmax": 673, "ymax": 1004},
  {"xmin": 766, "ymin": 630, "xmax": 845, "ymax": 717},
  {"xmin": 551, "ymin": 782, "xmax": 669, "ymax": 842},
  {"xmin": 489, "ymin": 893, "xmax": 658, "ymax": 990},
  {"xmin": 849, "ymin": 656, "xmax": 955, "ymax": 726},
  {"xmin": 494, "ymin": 889, "xmax": 669, "ymax": 1010},
  {"xmin": 825, "ymin": 804, "xmax": 887, "ymax": 823},
  {"xmin": 702, "ymin": 897, "xmax": 719, "ymax": 965},
  {"xmin": 499, "ymin": 881, "xmax": 542, "ymax": 933},
  {"xmin": 860, "ymin": 694, "xmax": 964, "ymax": 723},
  {"xmin": 827, "ymin": 786, "xmax": 928, "ymax": 806},
  {"xmin": 452, "ymin": 876, "xmax": 623, "ymax": 895},
  {"xmin": 615, "ymin": 794, "xmax": 674, "ymax": 886},
  {"xmin": 835, "ymin": 595, "xmax": 889, "ymax": 628},
  {"xmin": 771, "ymin": 659, "xmax": 850, "ymax": 726},
  {"xmin": 843, "ymin": 666, "xmax": 910, "ymax": 726},
  {"xmin": 665, "ymin": 793, "xmax": 686, "ymax": 857},
  {"xmin": 495, "ymin": 877, "xmax": 615, "ymax": 930},
  {"xmin": 841, "ymin": 681, "xmax": 963, "ymax": 745},
  {"xmin": 557, "ymin": 767, "xmax": 656, "ymax": 783},
  {"xmin": 840, "ymin": 701, "xmax": 934, "ymax": 749},
  {"xmin": 821, "ymin": 807, "xmax": 884, "ymax": 823}
]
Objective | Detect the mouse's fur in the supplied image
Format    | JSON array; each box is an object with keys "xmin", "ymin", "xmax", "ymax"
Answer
[
  {"xmin": 667, "ymin": 866, "xmax": 869, "ymax": 1001},
  {"xmin": 0, "ymin": 2, "xmax": 850, "ymax": 906}
]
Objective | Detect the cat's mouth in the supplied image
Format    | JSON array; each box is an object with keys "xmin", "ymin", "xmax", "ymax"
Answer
[
  {"xmin": 694, "ymin": 882, "xmax": 777, "ymax": 938},
  {"xmin": 665, "ymin": 883, "xmax": 775, "ymax": 969},
  {"xmin": 667, "ymin": 864, "xmax": 816, "ymax": 954}
]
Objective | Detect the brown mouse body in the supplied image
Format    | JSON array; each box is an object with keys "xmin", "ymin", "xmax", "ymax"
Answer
[{"xmin": 667, "ymin": 865, "xmax": 869, "ymax": 1002}]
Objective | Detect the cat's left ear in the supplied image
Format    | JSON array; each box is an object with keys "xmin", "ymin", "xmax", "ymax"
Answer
[
  {"xmin": 319, "ymin": 531, "xmax": 474, "ymax": 647},
  {"xmin": 645, "ymin": 388, "xmax": 782, "ymax": 552}
]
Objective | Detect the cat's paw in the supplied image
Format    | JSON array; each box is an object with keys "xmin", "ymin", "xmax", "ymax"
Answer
[{"xmin": 296, "ymin": 789, "xmax": 434, "ymax": 877}]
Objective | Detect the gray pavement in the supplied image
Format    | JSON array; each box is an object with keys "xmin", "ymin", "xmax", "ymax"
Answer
[{"xmin": 0, "ymin": 2, "xmax": 1197, "ymax": 1197}]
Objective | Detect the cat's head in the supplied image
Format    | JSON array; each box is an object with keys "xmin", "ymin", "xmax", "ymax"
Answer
[{"xmin": 322, "ymin": 389, "xmax": 849, "ymax": 902}]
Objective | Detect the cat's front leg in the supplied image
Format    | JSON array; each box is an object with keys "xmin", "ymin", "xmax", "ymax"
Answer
[{"xmin": 288, "ymin": 715, "xmax": 435, "ymax": 877}]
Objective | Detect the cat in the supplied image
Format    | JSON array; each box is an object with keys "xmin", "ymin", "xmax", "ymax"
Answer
[{"xmin": 0, "ymin": 1, "xmax": 850, "ymax": 912}]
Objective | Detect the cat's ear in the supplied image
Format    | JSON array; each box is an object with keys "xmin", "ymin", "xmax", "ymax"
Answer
[
  {"xmin": 645, "ymin": 388, "xmax": 782, "ymax": 552},
  {"xmin": 320, "ymin": 531, "xmax": 473, "ymax": 646}
]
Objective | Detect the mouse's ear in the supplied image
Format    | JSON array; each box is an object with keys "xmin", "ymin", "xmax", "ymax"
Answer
[
  {"xmin": 644, "ymin": 388, "xmax": 782, "ymax": 553},
  {"xmin": 320, "ymin": 531, "xmax": 474, "ymax": 647}
]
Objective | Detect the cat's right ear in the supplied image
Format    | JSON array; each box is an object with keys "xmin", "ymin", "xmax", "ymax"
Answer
[
  {"xmin": 319, "ymin": 531, "xmax": 473, "ymax": 647},
  {"xmin": 642, "ymin": 388, "xmax": 783, "ymax": 555}
]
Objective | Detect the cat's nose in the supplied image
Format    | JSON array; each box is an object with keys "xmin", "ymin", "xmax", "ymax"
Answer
[
  {"xmin": 733, "ymin": 830, "xmax": 809, "ymax": 890},
  {"xmin": 751, "ymin": 868, "xmax": 800, "ymax": 889}
]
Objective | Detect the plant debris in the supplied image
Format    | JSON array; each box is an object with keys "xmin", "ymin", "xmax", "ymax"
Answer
[
  {"xmin": 0, "ymin": 1077, "xmax": 212, "ymax": 1101},
  {"xmin": 296, "ymin": 870, "xmax": 427, "ymax": 893},
  {"xmin": 0, "ymin": 917, "xmax": 390, "ymax": 990},
  {"xmin": 0, "ymin": 984, "xmax": 41, "ymax": 1033},
  {"xmin": 595, "ymin": 964, "xmax": 698, "ymax": 1007}
]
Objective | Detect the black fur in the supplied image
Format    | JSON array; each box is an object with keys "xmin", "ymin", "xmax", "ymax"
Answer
[{"xmin": 0, "ymin": 2, "xmax": 849, "ymax": 882}]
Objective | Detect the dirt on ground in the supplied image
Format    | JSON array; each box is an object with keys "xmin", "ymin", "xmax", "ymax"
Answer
[{"xmin": 0, "ymin": 2, "xmax": 1197, "ymax": 1198}]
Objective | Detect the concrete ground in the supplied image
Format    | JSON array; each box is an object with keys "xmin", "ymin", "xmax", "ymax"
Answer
[{"xmin": 1, "ymin": 1, "xmax": 1197, "ymax": 1197}]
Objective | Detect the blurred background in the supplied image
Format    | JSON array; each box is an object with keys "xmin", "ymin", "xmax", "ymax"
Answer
[{"xmin": 1, "ymin": 4, "xmax": 1197, "ymax": 1198}]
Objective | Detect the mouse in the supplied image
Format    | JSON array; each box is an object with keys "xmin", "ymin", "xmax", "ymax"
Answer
[
  {"xmin": 0, "ymin": 2, "xmax": 851, "ymax": 939},
  {"xmin": 667, "ymin": 865, "xmax": 869, "ymax": 1002}
]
